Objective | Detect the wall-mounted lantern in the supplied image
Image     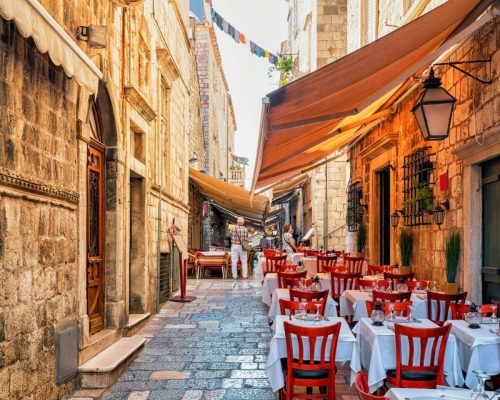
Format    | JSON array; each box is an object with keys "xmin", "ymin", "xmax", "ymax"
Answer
[
  {"xmin": 432, "ymin": 200, "xmax": 450, "ymax": 226},
  {"xmin": 411, "ymin": 68, "xmax": 456, "ymax": 141},
  {"xmin": 391, "ymin": 209, "xmax": 405, "ymax": 229}
]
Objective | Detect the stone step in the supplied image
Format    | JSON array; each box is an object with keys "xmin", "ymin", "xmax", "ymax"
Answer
[
  {"xmin": 125, "ymin": 313, "xmax": 150, "ymax": 337},
  {"xmin": 77, "ymin": 336, "xmax": 147, "ymax": 389},
  {"xmin": 79, "ymin": 328, "xmax": 122, "ymax": 365}
]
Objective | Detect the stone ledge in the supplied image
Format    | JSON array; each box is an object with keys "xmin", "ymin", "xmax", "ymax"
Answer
[
  {"xmin": 77, "ymin": 337, "xmax": 146, "ymax": 388},
  {"xmin": 125, "ymin": 313, "xmax": 150, "ymax": 337}
]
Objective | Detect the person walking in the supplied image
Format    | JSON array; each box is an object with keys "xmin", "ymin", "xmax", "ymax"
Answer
[
  {"xmin": 230, "ymin": 217, "xmax": 249, "ymax": 279},
  {"xmin": 282, "ymin": 223, "xmax": 297, "ymax": 253}
]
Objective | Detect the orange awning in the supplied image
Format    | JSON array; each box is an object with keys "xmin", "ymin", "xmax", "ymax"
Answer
[
  {"xmin": 189, "ymin": 169, "xmax": 269, "ymax": 222},
  {"xmin": 252, "ymin": 0, "xmax": 495, "ymax": 191}
]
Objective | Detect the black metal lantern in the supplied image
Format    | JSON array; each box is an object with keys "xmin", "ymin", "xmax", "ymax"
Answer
[
  {"xmin": 433, "ymin": 204, "xmax": 445, "ymax": 226},
  {"xmin": 391, "ymin": 211, "xmax": 401, "ymax": 228},
  {"xmin": 412, "ymin": 68, "xmax": 456, "ymax": 141}
]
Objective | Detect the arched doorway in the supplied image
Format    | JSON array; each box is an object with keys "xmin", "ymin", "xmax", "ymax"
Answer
[{"xmin": 87, "ymin": 101, "xmax": 106, "ymax": 334}]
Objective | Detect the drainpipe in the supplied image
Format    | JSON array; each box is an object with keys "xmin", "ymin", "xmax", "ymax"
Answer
[
  {"xmin": 155, "ymin": 122, "xmax": 164, "ymax": 314},
  {"xmin": 323, "ymin": 160, "xmax": 328, "ymax": 250}
]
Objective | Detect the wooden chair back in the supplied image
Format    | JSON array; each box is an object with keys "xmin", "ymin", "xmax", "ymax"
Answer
[
  {"xmin": 450, "ymin": 303, "xmax": 498, "ymax": 319},
  {"xmin": 345, "ymin": 255, "xmax": 365, "ymax": 274},
  {"xmin": 426, "ymin": 291, "xmax": 467, "ymax": 325},
  {"xmin": 264, "ymin": 255, "xmax": 287, "ymax": 275},
  {"xmin": 388, "ymin": 324, "xmax": 451, "ymax": 388},
  {"xmin": 323, "ymin": 265, "xmax": 346, "ymax": 273},
  {"xmin": 316, "ymin": 254, "xmax": 337, "ymax": 273},
  {"xmin": 355, "ymin": 371, "xmax": 389, "ymax": 400},
  {"xmin": 330, "ymin": 271, "xmax": 361, "ymax": 299},
  {"xmin": 359, "ymin": 279, "xmax": 390, "ymax": 289},
  {"xmin": 407, "ymin": 280, "xmax": 429, "ymax": 291},
  {"xmin": 283, "ymin": 321, "xmax": 341, "ymax": 399},
  {"xmin": 383, "ymin": 272, "xmax": 416, "ymax": 289},
  {"xmin": 372, "ymin": 290, "xmax": 411, "ymax": 304},
  {"xmin": 277, "ymin": 271, "xmax": 307, "ymax": 289},
  {"xmin": 304, "ymin": 250, "xmax": 319, "ymax": 257},
  {"xmin": 289, "ymin": 289, "xmax": 329, "ymax": 303},
  {"xmin": 368, "ymin": 265, "xmax": 396, "ymax": 275},
  {"xmin": 279, "ymin": 299, "xmax": 326, "ymax": 316}
]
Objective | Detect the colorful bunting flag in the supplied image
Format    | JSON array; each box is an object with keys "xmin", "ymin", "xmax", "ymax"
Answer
[{"xmin": 209, "ymin": 6, "xmax": 279, "ymax": 66}]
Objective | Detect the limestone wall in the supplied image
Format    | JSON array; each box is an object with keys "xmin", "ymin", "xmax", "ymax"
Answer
[{"xmin": 347, "ymin": 20, "xmax": 500, "ymax": 298}]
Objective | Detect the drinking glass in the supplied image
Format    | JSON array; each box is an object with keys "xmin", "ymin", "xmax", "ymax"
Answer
[
  {"xmin": 474, "ymin": 371, "xmax": 490, "ymax": 400},
  {"xmin": 388, "ymin": 304, "xmax": 395, "ymax": 322},
  {"xmin": 471, "ymin": 370, "xmax": 485, "ymax": 398},
  {"xmin": 314, "ymin": 303, "xmax": 321, "ymax": 321}
]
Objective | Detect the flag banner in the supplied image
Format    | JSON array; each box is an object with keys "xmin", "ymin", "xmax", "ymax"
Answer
[
  {"xmin": 209, "ymin": 5, "xmax": 279, "ymax": 66},
  {"xmin": 233, "ymin": 155, "xmax": 250, "ymax": 165}
]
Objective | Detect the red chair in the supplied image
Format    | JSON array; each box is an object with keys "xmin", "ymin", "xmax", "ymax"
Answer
[
  {"xmin": 265, "ymin": 255, "xmax": 287, "ymax": 275},
  {"xmin": 289, "ymin": 289, "xmax": 329, "ymax": 304},
  {"xmin": 278, "ymin": 264, "xmax": 297, "ymax": 272},
  {"xmin": 277, "ymin": 271, "xmax": 307, "ymax": 289},
  {"xmin": 383, "ymin": 272, "xmax": 416, "ymax": 290},
  {"xmin": 407, "ymin": 280, "xmax": 429, "ymax": 291},
  {"xmin": 330, "ymin": 271, "xmax": 361, "ymax": 300},
  {"xmin": 366, "ymin": 301, "xmax": 413, "ymax": 317},
  {"xmin": 282, "ymin": 278, "xmax": 302, "ymax": 290},
  {"xmin": 323, "ymin": 265, "xmax": 346, "ymax": 273},
  {"xmin": 359, "ymin": 279, "xmax": 390, "ymax": 289},
  {"xmin": 281, "ymin": 322, "xmax": 341, "ymax": 400},
  {"xmin": 316, "ymin": 255, "xmax": 337, "ymax": 273},
  {"xmin": 372, "ymin": 290, "xmax": 411, "ymax": 305},
  {"xmin": 304, "ymin": 250, "xmax": 319, "ymax": 257},
  {"xmin": 386, "ymin": 324, "xmax": 451, "ymax": 388},
  {"xmin": 279, "ymin": 299, "xmax": 326, "ymax": 316},
  {"xmin": 355, "ymin": 371, "xmax": 389, "ymax": 400},
  {"xmin": 426, "ymin": 291, "xmax": 467, "ymax": 325},
  {"xmin": 450, "ymin": 303, "xmax": 498, "ymax": 319},
  {"xmin": 345, "ymin": 255, "xmax": 365, "ymax": 274},
  {"xmin": 264, "ymin": 249, "xmax": 282, "ymax": 257},
  {"xmin": 367, "ymin": 265, "xmax": 396, "ymax": 275}
]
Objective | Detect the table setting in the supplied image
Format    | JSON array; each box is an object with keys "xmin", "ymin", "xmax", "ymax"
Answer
[
  {"xmin": 351, "ymin": 317, "xmax": 464, "ymax": 392},
  {"xmin": 265, "ymin": 315, "xmax": 358, "ymax": 392},
  {"xmin": 445, "ymin": 317, "xmax": 500, "ymax": 389}
]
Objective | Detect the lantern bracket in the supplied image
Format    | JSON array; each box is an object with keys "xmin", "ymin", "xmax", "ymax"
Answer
[{"xmin": 433, "ymin": 59, "xmax": 492, "ymax": 84}]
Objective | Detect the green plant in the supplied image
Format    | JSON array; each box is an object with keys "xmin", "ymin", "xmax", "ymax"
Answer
[
  {"xmin": 356, "ymin": 222, "xmax": 367, "ymax": 253},
  {"xmin": 399, "ymin": 228, "xmax": 414, "ymax": 266},
  {"xmin": 445, "ymin": 229, "xmax": 461, "ymax": 283},
  {"xmin": 416, "ymin": 185, "xmax": 434, "ymax": 212},
  {"xmin": 276, "ymin": 56, "xmax": 293, "ymax": 87}
]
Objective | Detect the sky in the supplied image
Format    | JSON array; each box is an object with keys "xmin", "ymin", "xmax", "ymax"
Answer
[{"xmin": 211, "ymin": 0, "xmax": 289, "ymax": 188}]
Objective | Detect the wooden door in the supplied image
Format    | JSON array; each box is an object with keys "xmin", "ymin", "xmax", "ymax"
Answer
[
  {"xmin": 87, "ymin": 145, "xmax": 105, "ymax": 334},
  {"xmin": 378, "ymin": 167, "xmax": 391, "ymax": 265},
  {"xmin": 482, "ymin": 157, "xmax": 500, "ymax": 305}
]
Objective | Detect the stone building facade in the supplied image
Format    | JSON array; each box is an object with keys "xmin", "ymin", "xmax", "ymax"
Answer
[
  {"xmin": 284, "ymin": 0, "xmax": 348, "ymax": 250},
  {"xmin": 346, "ymin": 1, "xmax": 500, "ymax": 303},
  {"xmin": 0, "ymin": 0, "xmax": 202, "ymax": 398}
]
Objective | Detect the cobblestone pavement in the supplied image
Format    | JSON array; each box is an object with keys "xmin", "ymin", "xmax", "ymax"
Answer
[{"xmin": 69, "ymin": 278, "xmax": 358, "ymax": 400}]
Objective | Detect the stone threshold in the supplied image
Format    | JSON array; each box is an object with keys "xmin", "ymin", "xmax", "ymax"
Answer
[{"xmin": 77, "ymin": 336, "xmax": 146, "ymax": 389}]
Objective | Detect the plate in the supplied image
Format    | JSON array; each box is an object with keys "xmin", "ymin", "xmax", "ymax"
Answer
[{"xmin": 292, "ymin": 314, "xmax": 324, "ymax": 322}]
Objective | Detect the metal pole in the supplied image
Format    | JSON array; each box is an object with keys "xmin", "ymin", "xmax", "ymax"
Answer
[{"xmin": 324, "ymin": 161, "xmax": 329, "ymax": 250}]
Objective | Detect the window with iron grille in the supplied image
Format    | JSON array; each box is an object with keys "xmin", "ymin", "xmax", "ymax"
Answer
[
  {"xmin": 402, "ymin": 147, "xmax": 435, "ymax": 226},
  {"xmin": 347, "ymin": 182, "xmax": 362, "ymax": 232}
]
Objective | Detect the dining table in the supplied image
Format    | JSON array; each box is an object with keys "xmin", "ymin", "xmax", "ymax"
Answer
[
  {"xmin": 445, "ymin": 319, "xmax": 500, "ymax": 389},
  {"xmin": 351, "ymin": 317, "xmax": 464, "ymax": 393},
  {"xmin": 385, "ymin": 386, "xmax": 496, "ymax": 400},
  {"xmin": 267, "ymin": 288, "xmax": 338, "ymax": 319},
  {"xmin": 265, "ymin": 315, "xmax": 358, "ymax": 392}
]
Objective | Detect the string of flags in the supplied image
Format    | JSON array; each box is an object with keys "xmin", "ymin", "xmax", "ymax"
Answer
[{"xmin": 209, "ymin": 7, "xmax": 280, "ymax": 66}]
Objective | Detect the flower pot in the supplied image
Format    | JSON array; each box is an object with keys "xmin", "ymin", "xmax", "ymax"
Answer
[{"xmin": 443, "ymin": 282, "xmax": 459, "ymax": 294}]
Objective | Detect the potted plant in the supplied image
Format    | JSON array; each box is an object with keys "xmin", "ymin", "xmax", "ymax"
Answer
[
  {"xmin": 399, "ymin": 228, "xmax": 413, "ymax": 274},
  {"xmin": 356, "ymin": 222, "xmax": 367, "ymax": 256},
  {"xmin": 443, "ymin": 229, "xmax": 460, "ymax": 294}
]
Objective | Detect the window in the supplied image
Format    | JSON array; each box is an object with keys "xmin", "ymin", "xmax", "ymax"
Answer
[
  {"xmin": 347, "ymin": 182, "xmax": 363, "ymax": 232},
  {"xmin": 402, "ymin": 147, "xmax": 435, "ymax": 226},
  {"xmin": 159, "ymin": 81, "xmax": 170, "ymax": 188}
]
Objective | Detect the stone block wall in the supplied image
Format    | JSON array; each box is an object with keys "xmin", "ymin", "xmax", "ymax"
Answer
[
  {"xmin": 0, "ymin": 20, "xmax": 79, "ymax": 399},
  {"xmin": 316, "ymin": 0, "xmax": 347, "ymax": 68},
  {"xmin": 348, "ymin": 19, "xmax": 500, "ymax": 290}
]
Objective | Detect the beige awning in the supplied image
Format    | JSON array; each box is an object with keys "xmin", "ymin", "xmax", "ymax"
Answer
[
  {"xmin": 190, "ymin": 169, "xmax": 269, "ymax": 222},
  {"xmin": 252, "ymin": 0, "xmax": 496, "ymax": 191},
  {"xmin": 0, "ymin": 0, "xmax": 102, "ymax": 93}
]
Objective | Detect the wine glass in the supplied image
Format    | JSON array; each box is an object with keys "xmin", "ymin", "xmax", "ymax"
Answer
[
  {"xmin": 388, "ymin": 303, "xmax": 395, "ymax": 322},
  {"xmin": 474, "ymin": 371, "xmax": 490, "ymax": 400},
  {"xmin": 314, "ymin": 303, "xmax": 322, "ymax": 321},
  {"xmin": 471, "ymin": 370, "xmax": 486, "ymax": 398}
]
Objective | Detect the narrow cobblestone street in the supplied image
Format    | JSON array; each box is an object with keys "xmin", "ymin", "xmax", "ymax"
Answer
[{"xmin": 69, "ymin": 278, "xmax": 357, "ymax": 400}]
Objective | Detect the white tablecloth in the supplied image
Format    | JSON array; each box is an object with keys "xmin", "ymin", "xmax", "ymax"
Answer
[
  {"xmin": 340, "ymin": 290, "xmax": 430, "ymax": 322},
  {"xmin": 266, "ymin": 316, "xmax": 358, "ymax": 392},
  {"xmin": 446, "ymin": 319, "xmax": 500, "ymax": 389},
  {"xmin": 385, "ymin": 387, "xmax": 492, "ymax": 400},
  {"xmin": 268, "ymin": 288, "xmax": 338, "ymax": 319},
  {"xmin": 351, "ymin": 318, "xmax": 464, "ymax": 392}
]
